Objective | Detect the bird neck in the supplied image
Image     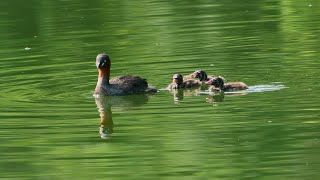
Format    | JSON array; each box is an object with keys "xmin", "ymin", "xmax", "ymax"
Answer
[{"xmin": 98, "ymin": 67, "xmax": 110, "ymax": 85}]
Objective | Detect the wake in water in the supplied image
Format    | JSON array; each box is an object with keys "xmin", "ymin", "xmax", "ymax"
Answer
[
  {"xmin": 245, "ymin": 84, "xmax": 287, "ymax": 93},
  {"xmin": 199, "ymin": 83, "xmax": 287, "ymax": 95}
]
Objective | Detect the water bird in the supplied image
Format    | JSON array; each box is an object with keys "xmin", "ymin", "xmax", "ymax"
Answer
[
  {"xmin": 167, "ymin": 74, "xmax": 202, "ymax": 89},
  {"xmin": 208, "ymin": 76, "xmax": 248, "ymax": 92},
  {"xmin": 191, "ymin": 70, "xmax": 248, "ymax": 91},
  {"xmin": 189, "ymin": 70, "xmax": 215, "ymax": 82},
  {"xmin": 94, "ymin": 53, "xmax": 157, "ymax": 96}
]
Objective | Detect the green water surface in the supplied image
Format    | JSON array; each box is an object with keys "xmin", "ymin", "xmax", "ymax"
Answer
[{"xmin": 0, "ymin": 0, "xmax": 319, "ymax": 179}]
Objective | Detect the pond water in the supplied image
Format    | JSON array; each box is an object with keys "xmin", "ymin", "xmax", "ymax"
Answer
[{"xmin": 1, "ymin": 0, "xmax": 319, "ymax": 179}]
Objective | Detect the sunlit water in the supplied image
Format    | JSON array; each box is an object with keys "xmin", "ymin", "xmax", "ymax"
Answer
[{"xmin": 0, "ymin": 0, "xmax": 319, "ymax": 179}]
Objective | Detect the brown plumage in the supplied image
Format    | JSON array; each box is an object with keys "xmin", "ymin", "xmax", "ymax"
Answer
[
  {"xmin": 167, "ymin": 74, "xmax": 202, "ymax": 89},
  {"xmin": 208, "ymin": 76, "xmax": 248, "ymax": 92},
  {"xmin": 94, "ymin": 53, "xmax": 157, "ymax": 96},
  {"xmin": 191, "ymin": 70, "xmax": 248, "ymax": 91},
  {"xmin": 189, "ymin": 70, "xmax": 216, "ymax": 82}
]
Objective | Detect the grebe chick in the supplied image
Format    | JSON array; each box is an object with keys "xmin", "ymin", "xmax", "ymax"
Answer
[
  {"xmin": 167, "ymin": 74, "xmax": 201, "ymax": 89},
  {"xmin": 191, "ymin": 70, "xmax": 248, "ymax": 91},
  {"xmin": 189, "ymin": 70, "xmax": 216, "ymax": 82},
  {"xmin": 208, "ymin": 76, "xmax": 248, "ymax": 91},
  {"xmin": 94, "ymin": 53, "xmax": 157, "ymax": 96}
]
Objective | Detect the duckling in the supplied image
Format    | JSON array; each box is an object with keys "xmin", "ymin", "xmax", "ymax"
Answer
[
  {"xmin": 167, "ymin": 74, "xmax": 202, "ymax": 89},
  {"xmin": 208, "ymin": 76, "xmax": 248, "ymax": 91},
  {"xmin": 190, "ymin": 70, "xmax": 248, "ymax": 91},
  {"xmin": 189, "ymin": 70, "xmax": 212, "ymax": 82}
]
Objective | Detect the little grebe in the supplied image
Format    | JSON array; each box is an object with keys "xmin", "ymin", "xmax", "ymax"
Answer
[
  {"xmin": 94, "ymin": 53, "xmax": 157, "ymax": 96},
  {"xmin": 209, "ymin": 76, "xmax": 248, "ymax": 91},
  {"xmin": 192, "ymin": 70, "xmax": 248, "ymax": 91},
  {"xmin": 189, "ymin": 70, "xmax": 216, "ymax": 82},
  {"xmin": 167, "ymin": 74, "xmax": 201, "ymax": 89}
]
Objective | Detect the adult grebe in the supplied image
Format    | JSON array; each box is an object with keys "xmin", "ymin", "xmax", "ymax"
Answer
[{"xmin": 94, "ymin": 53, "xmax": 157, "ymax": 96}]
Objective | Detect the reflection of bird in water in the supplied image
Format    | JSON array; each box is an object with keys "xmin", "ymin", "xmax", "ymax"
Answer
[
  {"xmin": 170, "ymin": 88, "xmax": 200, "ymax": 102},
  {"xmin": 94, "ymin": 53, "xmax": 157, "ymax": 96},
  {"xmin": 94, "ymin": 94, "xmax": 149, "ymax": 139},
  {"xmin": 171, "ymin": 89, "xmax": 185, "ymax": 102},
  {"xmin": 170, "ymin": 88, "xmax": 224, "ymax": 103},
  {"xmin": 206, "ymin": 92, "xmax": 224, "ymax": 103}
]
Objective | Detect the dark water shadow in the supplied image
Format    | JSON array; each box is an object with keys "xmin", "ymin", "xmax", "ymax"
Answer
[{"xmin": 94, "ymin": 94, "xmax": 150, "ymax": 140}]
